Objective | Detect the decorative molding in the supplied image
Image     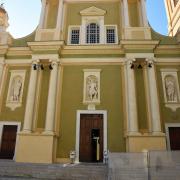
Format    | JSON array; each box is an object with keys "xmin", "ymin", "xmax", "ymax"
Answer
[
  {"xmin": 80, "ymin": 6, "xmax": 106, "ymax": 16},
  {"xmin": 83, "ymin": 69, "xmax": 101, "ymax": 108},
  {"xmin": 161, "ymin": 69, "xmax": 180, "ymax": 111},
  {"xmin": 6, "ymin": 70, "xmax": 26, "ymax": 111}
]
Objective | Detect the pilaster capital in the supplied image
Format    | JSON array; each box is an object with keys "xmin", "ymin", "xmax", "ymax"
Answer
[
  {"xmin": 124, "ymin": 58, "xmax": 136, "ymax": 66},
  {"xmin": 145, "ymin": 58, "xmax": 156, "ymax": 65},
  {"xmin": 31, "ymin": 59, "xmax": 40, "ymax": 65}
]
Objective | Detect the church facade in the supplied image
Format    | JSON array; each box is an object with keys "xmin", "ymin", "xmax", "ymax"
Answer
[{"xmin": 0, "ymin": 0, "xmax": 179, "ymax": 164}]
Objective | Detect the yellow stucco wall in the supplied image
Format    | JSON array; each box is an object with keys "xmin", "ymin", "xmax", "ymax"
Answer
[
  {"xmin": 0, "ymin": 66, "xmax": 30, "ymax": 128},
  {"xmin": 56, "ymin": 65, "xmax": 126, "ymax": 158}
]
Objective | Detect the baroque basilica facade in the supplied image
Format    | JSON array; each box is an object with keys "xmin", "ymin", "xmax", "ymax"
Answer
[{"xmin": 0, "ymin": 0, "xmax": 179, "ymax": 163}]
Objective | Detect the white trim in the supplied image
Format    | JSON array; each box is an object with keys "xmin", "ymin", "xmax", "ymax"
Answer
[
  {"xmin": 161, "ymin": 69, "xmax": 180, "ymax": 111},
  {"xmin": 165, "ymin": 123, "xmax": 180, "ymax": 150},
  {"xmin": 6, "ymin": 70, "xmax": 26, "ymax": 111},
  {"xmin": 105, "ymin": 25, "xmax": 118, "ymax": 44},
  {"xmin": 81, "ymin": 16, "xmax": 105, "ymax": 45},
  {"xmin": 0, "ymin": 121, "xmax": 21, "ymax": 160},
  {"xmin": 75, "ymin": 110, "xmax": 107, "ymax": 163},
  {"xmin": 83, "ymin": 69, "xmax": 101, "ymax": 105}
]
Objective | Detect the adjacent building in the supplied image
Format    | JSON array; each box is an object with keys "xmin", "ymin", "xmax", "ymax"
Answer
[
  {"xmin": 0, "ymin": 0, "xmax": 179, "ymax": 164},
  {"xmin": 164, "ymin": 0, "xmax": 180, "ymax": 36}
]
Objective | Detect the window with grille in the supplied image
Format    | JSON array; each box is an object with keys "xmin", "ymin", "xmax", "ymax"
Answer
[
  {"xmin": 106, "ymin": 27, "xmax": 116, "ymax": 44},
  {"xmin": 86, "ymin": 23, "xmax": 100, "ymax": 44},
  {"xmin": 71, "ymin": 29, "xmax": 80, "ymax": 44}
]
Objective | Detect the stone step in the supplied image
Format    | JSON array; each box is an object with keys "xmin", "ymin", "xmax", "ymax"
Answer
[{"xmin": 0, "ymin": 160, "xmax": 108, "ymax": 180}]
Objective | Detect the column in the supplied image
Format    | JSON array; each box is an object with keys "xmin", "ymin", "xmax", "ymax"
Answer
[
  {"xmin": 44, "ymin": 60, "xmax": 59, "ymax": 134},
  {"xmin": 123, "ymin": 0, "xmax": 130, "ymax": 27},
  {"xmin": 39, "ymin": 0, "xmax": 47, "ymax": 29},
  {"xmin": 125, "ymin": 59, "xmax": 139, "ymax": 134},
  {"xmin": 140, "ymin": 0, "xmax": 148, "ymax": 27},
  {"xmin": 146, "ymin": 59, "xmax": 161, "ymax": 134},
  {"xmin": 23, "ymin": 60, "xmax": 39, "ymax": 133},
  {"xmin": 56, "ymin": 0, "xmax": 64, "ymax": 29},
  {"xmin": 54, "ymin": 0, "xmax": 64, "ymax": 40}
]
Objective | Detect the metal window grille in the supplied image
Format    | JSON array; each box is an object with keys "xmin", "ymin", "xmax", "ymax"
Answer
[
  {"xmin": 106, "ymin": 28, "xmax": 116, "ymax": 44},
  {"xmin": 86, "ymin": 23, "xmax": 100, "ymax": 44},
  {"xmin": 71, "ymin": 29, "xmax": 80, "ymax": 44}
]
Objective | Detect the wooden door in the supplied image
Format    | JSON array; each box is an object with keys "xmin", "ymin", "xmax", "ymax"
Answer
[
  {"xmin": 169, "ymin": 127, "xmax": 180, "ymax": 150},
  {"xmin": 79, "ymin": 114, "xmax": 103, "ymax": 162},
  {"xmin": 0, "ymin": 125, "xmax": 18, "ymax": 159}
]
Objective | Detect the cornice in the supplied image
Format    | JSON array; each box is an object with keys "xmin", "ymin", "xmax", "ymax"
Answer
[
  {"xmin": 0, "ymin": 45, "xmax": 9, "ymax": 56},
  {"xmin": 64, "ymin": 0, "xmax": 119, "ymax": 2},
  {"xmin": 61, "ymin": 45, "xmax": 124, "ymax": 56},
  {"xmin": 154, "ymin": 45, "xmax": 180, "ymax": 56},
  {"xmin": 27, "ymin": 41, "xmax": 64, "ymax": 52},
  {"xmin": 7, "ymin": 47, "xmax": 32, "ymax": 57},
  {"xmin": 121, "ymin": 40, "xmax": 159, "ymax": 51}
]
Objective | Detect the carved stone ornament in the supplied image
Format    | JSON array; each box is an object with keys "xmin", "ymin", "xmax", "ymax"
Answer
[
  {"xmin": 6, "ymin": 70, "xmax": 26, "ymax": 111},
  {"xmin": 161, "ymin": 69, "xmax": 180, "ymax": 111},
  {"xmin": 83, "ymin": 69, "xmax": 101, "ymax": 109}
]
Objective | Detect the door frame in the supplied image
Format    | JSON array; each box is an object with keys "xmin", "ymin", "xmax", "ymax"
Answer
[
  {"xmin": 0, "ymin": 121, "xmax": 21, "ymax": 160},
  {"xmin": 75, "ymin": 110, "xmax": 107, "ymax": 163},
  {"xmin": 165, "ymin": 123, "xmax": 180, "ymax": 150}
]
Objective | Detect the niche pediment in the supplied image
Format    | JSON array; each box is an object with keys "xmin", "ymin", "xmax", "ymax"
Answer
[{"xmin": 80, "ymin": 6, "xmax": 106, "ymax": 16}]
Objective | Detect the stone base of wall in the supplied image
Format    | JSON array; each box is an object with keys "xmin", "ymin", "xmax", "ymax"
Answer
[
  {"xmin": 15, "ymin": 133, "xmax": 57, "ymax": 163},
  {"xmin": 126, "ymin": 134, "xmax": 167, "ymax": 152}
]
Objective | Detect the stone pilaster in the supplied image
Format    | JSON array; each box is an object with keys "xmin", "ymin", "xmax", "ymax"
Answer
[
  {"xmin": 44, "ymin": 60, "xmax": 59, "ymax": 134},
  {"xmin": 146, "ymin": 59, "xmax": 162, "ymax": 134},
  {"xmin": 0, "ymin": 59, "xmax": 5, "ymax": 86},
  {"xmin": 23, "ymin": 60, "xmax": 39, "ymax": 133},
  {"xmin": 54, "ymin": 0, "xmax": 64, "ymax": 40},
  {"xmin": 125, "ymin": 59, "xmax": 139, "ymax": 134},
  {"xmin": 122, "ymin": 0, "xmax": 130, "ymax": 27},
  {"xmin": 39, "ymin": 0, "xmax": 47, "ymax": 29},
  {"xmin": 140, "ymin": 0, "xmax": 149, "ymax": 27}
]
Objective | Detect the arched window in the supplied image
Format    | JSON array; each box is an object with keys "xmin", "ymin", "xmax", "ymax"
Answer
[{"xmin": 86, "ymin": 23, "xmax": 100, "ymax": 44}]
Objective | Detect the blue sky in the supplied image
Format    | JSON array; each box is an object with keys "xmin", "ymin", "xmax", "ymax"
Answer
[{"xmin": 2, "ymin": 0, "xmax": 168, "ymax": 38}]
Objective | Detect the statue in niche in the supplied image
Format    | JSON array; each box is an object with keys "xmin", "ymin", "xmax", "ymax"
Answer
[
  {"xmin": 10, "ymin": 76, "xmax": 22, "ymax": 102},
  {"xmin": 165, "ymin": 75, "xmax": 178, "ymax": 102},
  {"xmin": 86, "ymin": 75, "xmax": 98, "ymax": 101}
]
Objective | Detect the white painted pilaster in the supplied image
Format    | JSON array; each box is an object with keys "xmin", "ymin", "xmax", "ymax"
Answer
[
  {"xmin": 39, "ymin": 0, "xmax": 47, "ymax": 29},
  {"xmin": 140, "ymin": 0, "xmax": 149, "ymax": 27},
  {"xmin": 123, "ymin": 0, "xmax": 130, "ymax": 27},
  {"xmin": 146, "ymin": 59, "xmax": 162, "ymax": 134},
  {"xmin": 54, "ymin": 0, "xmax": 64, "ymax": 40},
  {"xmin": 0, "ymin": 59, "xmax": 5, "ymax": 87},
  {"xmin": 23, "ymin": 60, "xmax": 39, "ymax": 133},
  {"xmin": 125, "ymin": 59, "xmax": 139, "ymax": 134},
  {"xmin": 44, "ymin": 60, "xmax": 59, "ymax": 134}
]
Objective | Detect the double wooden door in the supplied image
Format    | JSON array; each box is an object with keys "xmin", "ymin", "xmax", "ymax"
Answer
[
  {"xmin": 79, "ymin": 114, "xmax": 103, "ymax": 162},
  {"xmin": 0, "ymin": 125, "xmax": 18, "ymax": 159}
]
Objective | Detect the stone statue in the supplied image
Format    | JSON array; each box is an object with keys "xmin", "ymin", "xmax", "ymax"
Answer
[
  {"xmin": 165, "ymin": 76, "xmax": 177, "ymax": 102},
  {"xmin": 10, "ymin": 77, "xmax": 22, "ymax": 102},
  {"xmin": 86, "ymin": 75, "xmax": 98, "ymax": 101}
]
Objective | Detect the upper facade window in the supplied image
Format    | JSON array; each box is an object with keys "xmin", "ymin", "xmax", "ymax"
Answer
[
  {"xmin": 86, "ymin": 23, "xmax": 100, "ymax": 44},
  {"xmin": 67, "ymin": 6, "xmax": 118, "ymax": 45}
]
